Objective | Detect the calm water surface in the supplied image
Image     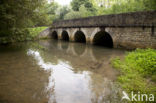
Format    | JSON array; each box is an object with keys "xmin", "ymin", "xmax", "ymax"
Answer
[{"xmin": 0, "ymin": 40, "xmax": 126, "ymax": 103}]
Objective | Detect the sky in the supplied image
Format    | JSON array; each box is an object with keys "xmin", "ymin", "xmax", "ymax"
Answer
[{"xmin": 48, "ymin": 0, "xmax": 72, "ymax": 5}]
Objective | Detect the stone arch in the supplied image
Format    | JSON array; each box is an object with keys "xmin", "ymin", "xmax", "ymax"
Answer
[
  {"xmin": 74, "ymin": 30, "xmax": 86, "ymax": 43},
  {"xmin": 92, "ymin": 31, "xmax": 113, "ymax": 48},
  {"xmin": 61, "ymin": 30, "xmax": 69, "ymax": 41},
  {"xmin": 51, "ymin": 31, "xmax": 58, "ymax": 39}
]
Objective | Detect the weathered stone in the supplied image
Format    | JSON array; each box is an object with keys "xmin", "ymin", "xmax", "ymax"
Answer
[
  {"xmin": 39, "ymin": 11, "xmax": 156, "ymax": 49},
  {"xmin": 52, "ymin": 11, "xmax": 156, "ymax": 28}
]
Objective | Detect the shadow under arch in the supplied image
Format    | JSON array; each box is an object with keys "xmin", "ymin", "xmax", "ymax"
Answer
[
  {"xmin": 62, "ymin": 30, "xmax": 69, "ymax": 41},
  {"xmin": 61, "ymin": 41, "xmax": 69, "ymax": 50},
  {"xmin": 51, "ymin": 31, "xmax": 58, "ymax": 39},
  {"xmin": 73, "ymin": 43, "xmax": 86, "ymax": 56},
  {"xmin": 93, "ymin": 31, "xmax": 113, "ymax": 48},
  {"xmin": 74, "ymin": 30, "xmax": 86, "ymax": 43},
  {"xmin": 91, "ymin": 46, "xmax": 112, "ymax": 61}
]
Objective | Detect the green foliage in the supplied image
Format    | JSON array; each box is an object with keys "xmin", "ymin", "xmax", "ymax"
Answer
[
  {"xmin": 32, "ymin": 4, "xmax": 51, "ymax": 26},
  {"xmin": 112, "ymin": 49, "xmax": 156, "ymax": 95},
  {"xmin": 64, "ymin": 10, "xmax": 82, "ymax": 19},
  {"xmin": 56, "ymin": 6, "xmax": 70, "ymax": 20},
  {"xmin": 64, "ymin": 0, "xmax": 156, "ymax": 20},
  {"xmin": 27, "ymin": 27, "xmax": 48, "ymax": 39},
  {"xmin": 46, "ymin": 2, "xmax": 59, "ymax": 22},
  {"xmin": 0, "ymin": 27, "xmax": 47, "ymax": 44},
  {"xmin": 0, "ymin": 0, "xmax": 50, "ymax": 44},
  {"xmin": 47, "ymin": 2, "xmax": 59, "ymax": 15},
  {"xmin": 0, "ymin": 0, "xmax": 46, "ymax": 29},
  {"xmin": 125, "ymin": 49, "xmax": 156, "ymax": 75},
  {"xmin": 0, "ymin": 28, "xmax": 29, "ymax": 44},
  {"xmin": 64, "ymin": 5, "xmax": 93, "ymax": 20},
  {"xmin": 95, "ymin": 0, "xmax": 156, "ymax": 15},
  {"xmin": 79, "ymin": 5, "xmax": 93, "ymax": 17},
  {"xmin": 71, "ymin": 0, "xmax": 95, "ymax": 11}
]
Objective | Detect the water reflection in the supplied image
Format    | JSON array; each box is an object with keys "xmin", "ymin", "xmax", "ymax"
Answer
[
  {"xmin": 73, "ymin": 43, "xmax": 86, "ymax": 56},
  {"xmin": 0, "ymin": 40, "xmax": 126, "ymax": 103},
  {"xmin": 28, "ymin": 49, "xmax": 92, "ymax": 103},
  {"xmin": 27, "ymin": 40, "xmax": 125, "ymax": 103},
  {"xmin": 60, "ymin": 41, "xmax": 69, "ymax": 50}
]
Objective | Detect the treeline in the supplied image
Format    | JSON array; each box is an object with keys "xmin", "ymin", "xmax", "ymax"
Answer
[
  {"xmin": 0, "ymin": 0, "xmax": 50, "ymax": 43},
  {"xmin": 0, "ymin": 0, "xmax": 155, "ymax": 44},
  {"xmin": 51, "ymin": 0, "xmax": 156, "ymax": 21}
]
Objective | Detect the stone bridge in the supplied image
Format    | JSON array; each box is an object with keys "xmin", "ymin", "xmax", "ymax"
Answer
[
  {"xmin": 39, "ymin": 11, "xmax": 156, "ymax": 49},
  {"xmin": 39, "ymin": 40, "xmax": 124, "ymax": 62}
]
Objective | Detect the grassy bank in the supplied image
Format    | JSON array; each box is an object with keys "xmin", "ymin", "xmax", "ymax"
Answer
[
  {"xmin": 112, "ymin": 49, "xmax": 156, "ymax": 100},
  {"xmin": 0, "ymin": 27, "xmax": 48, "ymax": 44},
  {"xmin": 27, "ymin": 27, "xmax": 48, "ymax": 39}
]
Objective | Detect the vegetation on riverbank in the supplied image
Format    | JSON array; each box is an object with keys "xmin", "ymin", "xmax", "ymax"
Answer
[
  {"xmin": 112, "ymin": 49, "xmax": 156, "ymax": 97},
  {"xmin": 0, "ymin": 0, "xmax": 49, "ymax": 44},
  {"xmin": 0, "ymin": 27, "xmax": 48, "ymax": 44},
  {"xmin": 27, "ymin": 27, "xmax": 48, "ymax": 39}
]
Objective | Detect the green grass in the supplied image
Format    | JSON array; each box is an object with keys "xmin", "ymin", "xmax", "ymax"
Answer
[
  {"xmin": 112, "ymin": 48, "xmax": 156, "ymax": 101},
  {"xmin": 27, "ymin": 26, "xmax": 48, "ymax": 39}
]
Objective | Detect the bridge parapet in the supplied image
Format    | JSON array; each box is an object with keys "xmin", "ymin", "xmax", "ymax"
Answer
[{"xmin": 52, "ymin": 11, "xmax": 156, "ymax": 28}]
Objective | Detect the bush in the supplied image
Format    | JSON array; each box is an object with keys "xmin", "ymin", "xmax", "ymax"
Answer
[
  {"xmin": 112, "ymin": 48, "xmax": 156, "ymax": 95},
  {"xmin": 27, "ymin": 27, "xmax": 48, "ymax": 39},
  {"xmin": 64, "ymin": 5, "xmax": 93, "ymax": 20},
  {"xmin": 0, "ymin": 28, "xmax": 29, "ymax": 44},
  {"xmin": 125, "ymin": 49, "xmax": 156, "ymax": 76},
  {"xmin": 0, "ymin": 27, "xmax": 47, "ymax": 44}
]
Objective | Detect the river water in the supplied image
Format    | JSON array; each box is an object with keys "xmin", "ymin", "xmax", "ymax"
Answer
[{"xmin": 0, "ymin": 40, "xmax": 126, "ymax": 103}]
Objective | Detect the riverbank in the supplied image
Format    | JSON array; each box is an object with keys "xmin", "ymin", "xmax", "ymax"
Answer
[
  {"xmin": 27, "ymin": 27, "xmax": 48, "ymax": 39},
  {"xmin": 0, "ymin": 27, "xmax": 48, "ymax": 44},
  {"xmin": 112, "ymin": 48, "xmax": 156, "ymax": 101}
]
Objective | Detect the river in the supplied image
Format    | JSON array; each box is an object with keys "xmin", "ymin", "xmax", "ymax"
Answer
[{"xmin": 0, "ymin": 40, "xmax": 126, "ymax": 103}]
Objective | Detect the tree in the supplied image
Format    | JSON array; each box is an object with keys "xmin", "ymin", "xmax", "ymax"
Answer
[
  {"xmin": 43, "ymin": 2, "xmax": 59, "ymax": 24},
  {"xmin": 64, "ymin": 10, "xmax": 82, "ymax": 20},
  {"xmin": 79, "ymin": 5, "xmax": 93, "ymax": 17},
  {"xmin": 71, "ymin": 0, "xmax": 96, "ymax": 12},
  {"xmin": 0, "ymin": 0, "xmax": 46, "ymax": 29},
  {"xmin": 94, "ymin": 0, "xmax": 156, "ymax": 15},
  {"xmin": 0, "ymin": 0, "xmax": 48, "ymax": 43},
  {"xmin": 64, "ymin": 5, "xmax": 92, "ymax": 20},
  {"xmin": 56, "ymin": 6, "xmax": 70, "ymax": 20}
]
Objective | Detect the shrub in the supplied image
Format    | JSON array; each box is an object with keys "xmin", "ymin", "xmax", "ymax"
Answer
[{"xmin": 112, "ymin": 48, "xmax": 156, "ymax": 95}]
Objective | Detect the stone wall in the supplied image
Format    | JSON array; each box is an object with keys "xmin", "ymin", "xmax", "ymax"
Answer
[
  {"xmin": 52, "ymin": 11, "xmax": 156, "ymax": 28},
  {"xmin": 40, "ymin": 11, "xmax": 156, "ymax": 49},
  {"xmin": 49, "ymin": 26, "xmax": 156, "ymax": 49},
  {"xmin": 105, "ymin": 27, "xmax": 156, "ymax": 49}
]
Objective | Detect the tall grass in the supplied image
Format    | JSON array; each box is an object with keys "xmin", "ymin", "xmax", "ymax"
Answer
[{"xmin": 112, "ymin": 49, "xmax": 156, "ymax": 98}]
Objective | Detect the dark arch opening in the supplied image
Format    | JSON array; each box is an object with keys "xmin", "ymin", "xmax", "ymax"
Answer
[
  {"xmin": 74, "ymin": 31, "xmax": 86, "ymax": 43},
  {"xmin": 51, "ymin": 31, "xmax": 58, "ymax": 39},
  {"xmin": 93, "ymin": 31, "xmax": 113, "ymax": 48},
  {"xmin": 62, "ymin": 31, "xmax": 69, "ymax": 41}
]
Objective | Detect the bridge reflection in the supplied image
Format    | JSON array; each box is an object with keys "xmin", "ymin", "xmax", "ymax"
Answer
[
  {"xmin": 27, "ymin": 40, "xmax": 125, "ymax": 103},
  {"xmin": 38, "ymin": 40, "xmax": 125, "ymax": 79}
]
